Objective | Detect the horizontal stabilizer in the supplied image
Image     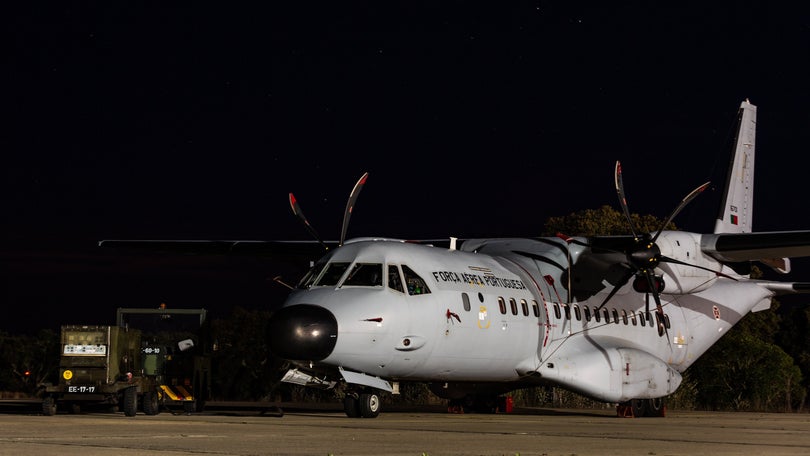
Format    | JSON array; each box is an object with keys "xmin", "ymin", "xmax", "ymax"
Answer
[{"xmin": 760, "ymin": 282, "xmax": 810, "ymax": 295}]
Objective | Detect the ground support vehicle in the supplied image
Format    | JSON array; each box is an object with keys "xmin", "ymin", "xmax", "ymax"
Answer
[
  {"xmin": 41, "ymin": 324, "xmax": 153, "ymax": 416},
  {"xmin": 41, "ymin": 307, "xmax": 211, "ymax": 416}
]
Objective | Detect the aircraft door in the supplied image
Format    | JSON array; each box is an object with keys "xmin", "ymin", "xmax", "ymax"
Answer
[{"xmin": 386, "ymin": 264, "xmax": 436, "ymax": 376}]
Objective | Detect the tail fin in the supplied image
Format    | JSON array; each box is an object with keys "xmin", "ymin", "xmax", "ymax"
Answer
[
  {"xmin": 714, "ymin": 99, "xmax": 756, "ymax": 235},
  {"xmin": 712, "ymin": 99, "xmax": 790, "ymax": 273}
]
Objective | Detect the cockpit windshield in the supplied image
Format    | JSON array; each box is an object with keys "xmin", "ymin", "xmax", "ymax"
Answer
[
  {"xmin": 341, "ymin": 263, "xmax": 383, "ymax": 287},
  {"xmin": 315, "ymin": 262, "xmax": 351, "ymax": 286},
  {"xmin": 296, "ymin": 251, "xmax": 350, "ymax": 289}
]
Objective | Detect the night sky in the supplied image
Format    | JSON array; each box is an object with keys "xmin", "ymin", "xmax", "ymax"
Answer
[{"xmin": 4, "ymin": 3, "xmax": 810, "ymax": 334}]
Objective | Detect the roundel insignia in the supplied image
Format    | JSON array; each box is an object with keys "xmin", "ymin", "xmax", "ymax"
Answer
[
  {"xmin": 477, "ymin": 305, "xmax": 490, "ymax": 329},
  {"xmin": 712, "ymin": 306, "xmax": 721, "ymax": 320},
  {"xmin": 63, "ymin": 369, "xmax": 73, "ymax": 380}
]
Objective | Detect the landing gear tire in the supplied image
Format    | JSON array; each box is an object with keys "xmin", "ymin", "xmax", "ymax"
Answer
[
  {"xmin": 630, "ymin": 399, "xmax": 646, "ymax": 417},
  {"xmin": 647, "ymin": 397, "xmax": 666, "ymax": 417},
  {"xmin": 143, "ymin": 390, "xmax": 160, "ymax": 416},
  {"xmin": 344, "ymin": 394, "xmax": 360, "ymax": 418},
  {"xmin": 359, "ymin": 393, "xmax": 380, "ymax": 418},
  {"xmin": 123, "ymin": 387, "xmax": 138, "ymax": 417},
  {"xmin": 42, "ymin": 396, "xmax": 56, "ymax": 416}
]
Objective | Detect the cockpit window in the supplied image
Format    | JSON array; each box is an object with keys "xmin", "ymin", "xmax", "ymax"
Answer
[
  {"xmin": 388, "ymin": 265, "xmax": 404, "ymax": 293},
  {"xmin": 342, "ymin": 263, "xmax": 383, "ymax": 287},
  {"xmin": 297, "ymin": 258, "xmax": 328, "ymax": 288},
  {"xmin": 314, "ymin": 262, "xmax": 351, "ymax": 286},
  {"xmin": 402, "ymin": 264, "xmax": 431, "ymax": 295}
]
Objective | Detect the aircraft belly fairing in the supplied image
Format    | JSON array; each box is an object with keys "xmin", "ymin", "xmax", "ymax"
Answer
[{"xmin": 537, "ymin": 341, "xmax": 683, "ymax": 402}]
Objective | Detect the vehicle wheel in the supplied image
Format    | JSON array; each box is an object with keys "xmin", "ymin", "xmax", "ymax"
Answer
[
  {"xmin": 343, "ymin": 394, "xmax": 360, "ymax": 418},
  {"xmin": 647, "ymin": 397, "xmax": 666, "ymax": 417},
  {"xmin": 194, "ymin": 376, "xmax": 207, "ymax": 413},
  {"xmin": 123, "ymin": 387, "xmax": 138, "ymax": 417},
  {"xmin": 42, "ymin": 396, "xmax": 56, "ymax": 416},
  {"xmin": 183, "ymin": 401, "xmax": 195, "ymax": 415},
  {"xmin": 359, "ymin": 393, "xmax": 380, "ymax": 418},
  {"xmin": 630, "ymin": 399, "xmax": 647, "ymax": 417},
  {"xmin": 143, "ymin": 390, "xmax": 160, "ymax": 416},
  {"xmin": 69, "ymin": 402, "xmax": 81, "ymax": 414}
]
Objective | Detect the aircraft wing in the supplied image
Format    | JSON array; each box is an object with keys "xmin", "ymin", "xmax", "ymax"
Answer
[
  {"xmin": 700, "ymin": 230, "xmax": 810, "ymax": 262},
  {"xmin": 97, "ymin": 239, "xmax": 335, "ymax": 266}
]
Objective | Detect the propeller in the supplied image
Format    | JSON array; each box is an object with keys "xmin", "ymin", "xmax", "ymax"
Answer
[
  {"xmin": 289, "ymin": 192, "xmax": 328, "ymax": 251},
  {"xmin": 289, "ymin": 172, "xmax": 369, "ymax": 250},
  {"xmin": 340, "ymin": 172, "xmax": 369, "ymax": 247},
  {"xmin": 599, "ymin": 161, "xmax": 714, "ymax": 338}
]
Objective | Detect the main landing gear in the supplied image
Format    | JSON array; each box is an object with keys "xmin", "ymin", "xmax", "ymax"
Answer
[{"xmin": 617, "ymin": 398, "xmax": 666, "ymax": 417}]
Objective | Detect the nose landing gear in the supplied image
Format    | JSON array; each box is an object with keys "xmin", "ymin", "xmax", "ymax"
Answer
[{"xmin": 343, "ymin": 390, "xmax": 381, "ymax": 418}]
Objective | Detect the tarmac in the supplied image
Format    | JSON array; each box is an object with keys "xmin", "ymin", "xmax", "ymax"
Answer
[{"xmin": 1, "ymin": 400, "xmax": 809, "ymax": 455}]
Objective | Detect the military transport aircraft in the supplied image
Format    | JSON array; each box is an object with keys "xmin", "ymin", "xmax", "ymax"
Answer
[{"xmin": 263, "ymin": 99, "xmax": 810, "ymax": 418}]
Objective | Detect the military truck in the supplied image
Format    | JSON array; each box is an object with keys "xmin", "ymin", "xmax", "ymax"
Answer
[
  {"xmin": 41, "ymin": 324, "xmax": 150, "ymax": 416},
  {"xmin": 41, "ymin": 307, "xmax": 211, "ymax": 416}
]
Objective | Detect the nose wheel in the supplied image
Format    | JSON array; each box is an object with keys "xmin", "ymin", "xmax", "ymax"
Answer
[{"xmin": 343, "ymin": 390, "xmax": 381, "ymax": 418}]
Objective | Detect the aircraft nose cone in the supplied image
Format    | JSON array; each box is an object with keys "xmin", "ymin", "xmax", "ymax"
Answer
[{"xmin": 268, "ymin": 305, "xmax": 338, "ymax": 361}]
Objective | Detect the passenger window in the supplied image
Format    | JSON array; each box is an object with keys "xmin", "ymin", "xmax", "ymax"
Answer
[
  {"xmin": 462, "ymin": 293, "xmax": 471, "ymax": 312},
  {"xmin": 602, "ymin": 308, "xmax": 610, "ymax": 322},
  {"xmin": 663, "ymin": 313, "xmax": 671, "ymax": 328},
  {"xmin": 342, "ymin": 263, "xmax": 383, "ymax": 287},
  {"xmin": 402, "ymin": 265, "xmax": 431, "ymax": 295},
  {"xmin": 611, "ymin": 309, "xmax": 619, "ymax": 324},
  {"xmin": 499, "ymin": 297, "xmax": 507, "ymax": 314},
  {"xmin": 563, "ymin": 303, "xmax": 571, "ymax": 320},
  {"xmin": 621, "ymin": 309, "xmax": 628, "ymax": 325},
  {"xmin": 593, "ymin": 307, "xmax": 601, "ymax": 322},
  {"xmin": 638, "ymin": 311, "xmax": 646, "ymax": 326},
  {"xmin": 574, "ymin": 305, "xmax": 581, "ymax": 321},
  {"xmin": 315, "ymin": 262, "xmax": 351, "ymax": 286},
  {"xmin": 630, "ymin": 311, "xmax": 637, "ymax": 326},
  {"xmin": 583, "ymin": 306, "xmax": 591, "ymax": 321},
  {"xmin": 520, "ymin": 299, "xmax": 529, "ymax": 316},
  {"xmin": 553, "ymin": 303, "xmax": 561, "ymax": 319},
  {"xmin": 510, "ymin": 298, "xmax": 518, "ymax": 315},
  {"xmin": 531, "ymin": 300, "xmax": 540, "ymax": 317}
]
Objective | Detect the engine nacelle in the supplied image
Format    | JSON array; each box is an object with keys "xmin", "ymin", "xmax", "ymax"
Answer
[{"xmin": 656, "ymin": 231, "xmax": 724, "ymax": 294}]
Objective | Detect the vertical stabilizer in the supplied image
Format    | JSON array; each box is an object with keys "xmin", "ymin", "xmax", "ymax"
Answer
[{"xmin": 714, "ymin": 99, "xmax": 756, "ymax": 234}]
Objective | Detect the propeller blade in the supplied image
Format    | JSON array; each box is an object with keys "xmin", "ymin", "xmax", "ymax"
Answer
[
  {"xmin": 651, "ymin": 181, "xmax": 711, "ymax": 243},
  {"xmin": 339, "ymin": 172, "xmax": 369, "ymax": 247},
  {"xmin": 614, "ymin": 161, "xmax": 639, "ymax": 239},
  {"xmin": 644, "ymin": 270, "xmax": 669, "ymax": 339},
  {"xmin": 289, "ymin": 193, "xmax": 328, "ymax": 250}
]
